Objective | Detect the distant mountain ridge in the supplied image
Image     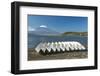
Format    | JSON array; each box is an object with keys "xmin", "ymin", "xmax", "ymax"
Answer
[
  {"xmin": 29, "ymin": 26, "xmax": 60, "ymax": 35},
  {"xmin": 29, "ymin": 25, "xmax": 87, "ymax": 36},
  {"xmin": 62, "ymin": 32, "xmax": 87, "ymax": 36}
]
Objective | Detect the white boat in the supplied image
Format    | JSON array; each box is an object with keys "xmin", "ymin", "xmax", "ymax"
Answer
[{"xmin": 35, "ymin": 41, "xmax": 86, "ymax": 54}]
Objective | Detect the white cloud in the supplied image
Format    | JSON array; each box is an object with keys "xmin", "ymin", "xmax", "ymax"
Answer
[
  {"xmin": 40, "ymin": 25, "xmax": 47, "ymax": 28},
  {"xmin": 29, "ymin": 26, "xmax": 35, "ymax": 31}
]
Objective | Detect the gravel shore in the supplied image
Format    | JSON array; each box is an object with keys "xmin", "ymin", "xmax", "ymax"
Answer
[{"xmin": 28, "ymin": 48, "xmax": 88, "ymax": 61}]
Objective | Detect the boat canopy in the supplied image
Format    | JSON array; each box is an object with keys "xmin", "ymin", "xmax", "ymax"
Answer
[{"xmin": 35, "ymin": 41, "xmax": 86, "ymax": 53}]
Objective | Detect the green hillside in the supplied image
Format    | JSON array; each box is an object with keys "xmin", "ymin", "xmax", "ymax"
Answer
[{"xmin": 62, "ymin": 32, "xmax": 87, "ymax": 36}]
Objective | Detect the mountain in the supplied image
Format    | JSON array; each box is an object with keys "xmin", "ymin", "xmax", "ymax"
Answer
[
  {"xmin": 29, "ymin": 26, "xmax": 60, "ymax": 36},
  {"xmin": 62, "ymin": 32, "xmax": 87, "ymax": 36}
]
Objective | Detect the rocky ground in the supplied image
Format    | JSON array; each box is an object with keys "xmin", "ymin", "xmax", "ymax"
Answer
[{"xmin": 28, "ymin": 48, "xmax": 88, "ymax": 61}]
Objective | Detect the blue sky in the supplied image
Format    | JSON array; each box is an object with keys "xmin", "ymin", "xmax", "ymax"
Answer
[{"xmin": 28, "ymin": 15, "xmax": 88, "ymax": 33}]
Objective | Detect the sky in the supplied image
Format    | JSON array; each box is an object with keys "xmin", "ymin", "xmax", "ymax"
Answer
[{"xmin": 28, "ymin": 15, "xmax": 88, "ymax": 33}]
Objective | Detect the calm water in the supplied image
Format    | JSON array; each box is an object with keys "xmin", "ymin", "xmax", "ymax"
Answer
[{"xmin": 28, "ymin": 34, "xmax": 87, "ymax": 48}]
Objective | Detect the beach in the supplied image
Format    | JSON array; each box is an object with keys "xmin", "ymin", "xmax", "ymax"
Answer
[{"xmin": 28, "ymin": 48, "xmax": 88, "ymax": 61}]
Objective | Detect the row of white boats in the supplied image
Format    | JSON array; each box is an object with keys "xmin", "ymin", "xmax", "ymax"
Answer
[{"xmin": 35, "ymin": 41, "xmax": 86, "ymax": 54}]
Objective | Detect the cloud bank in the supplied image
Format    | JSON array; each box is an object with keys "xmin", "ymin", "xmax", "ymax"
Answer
[
  {"xmin": 29, "ymin": 26, "xmax": 35, "ymax": 31},
  {"xmin": 40, "ymin": 25, "xmax": 47, "ymax": 28}
]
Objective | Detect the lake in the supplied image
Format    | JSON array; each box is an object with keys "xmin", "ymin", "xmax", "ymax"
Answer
[{"xmin": 28, "ymin": 34, "xmax": 87, "ymax": 49}]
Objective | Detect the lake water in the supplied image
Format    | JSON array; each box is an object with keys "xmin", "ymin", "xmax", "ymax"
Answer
[{"xmin": 28, "ymin": 34, "xmax": 87, "ymax": 48}]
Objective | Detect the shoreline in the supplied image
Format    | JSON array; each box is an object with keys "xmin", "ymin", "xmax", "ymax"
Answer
[{"xmin": 28, "ymin": 48, "xmax": 88, "ymax": 61}]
